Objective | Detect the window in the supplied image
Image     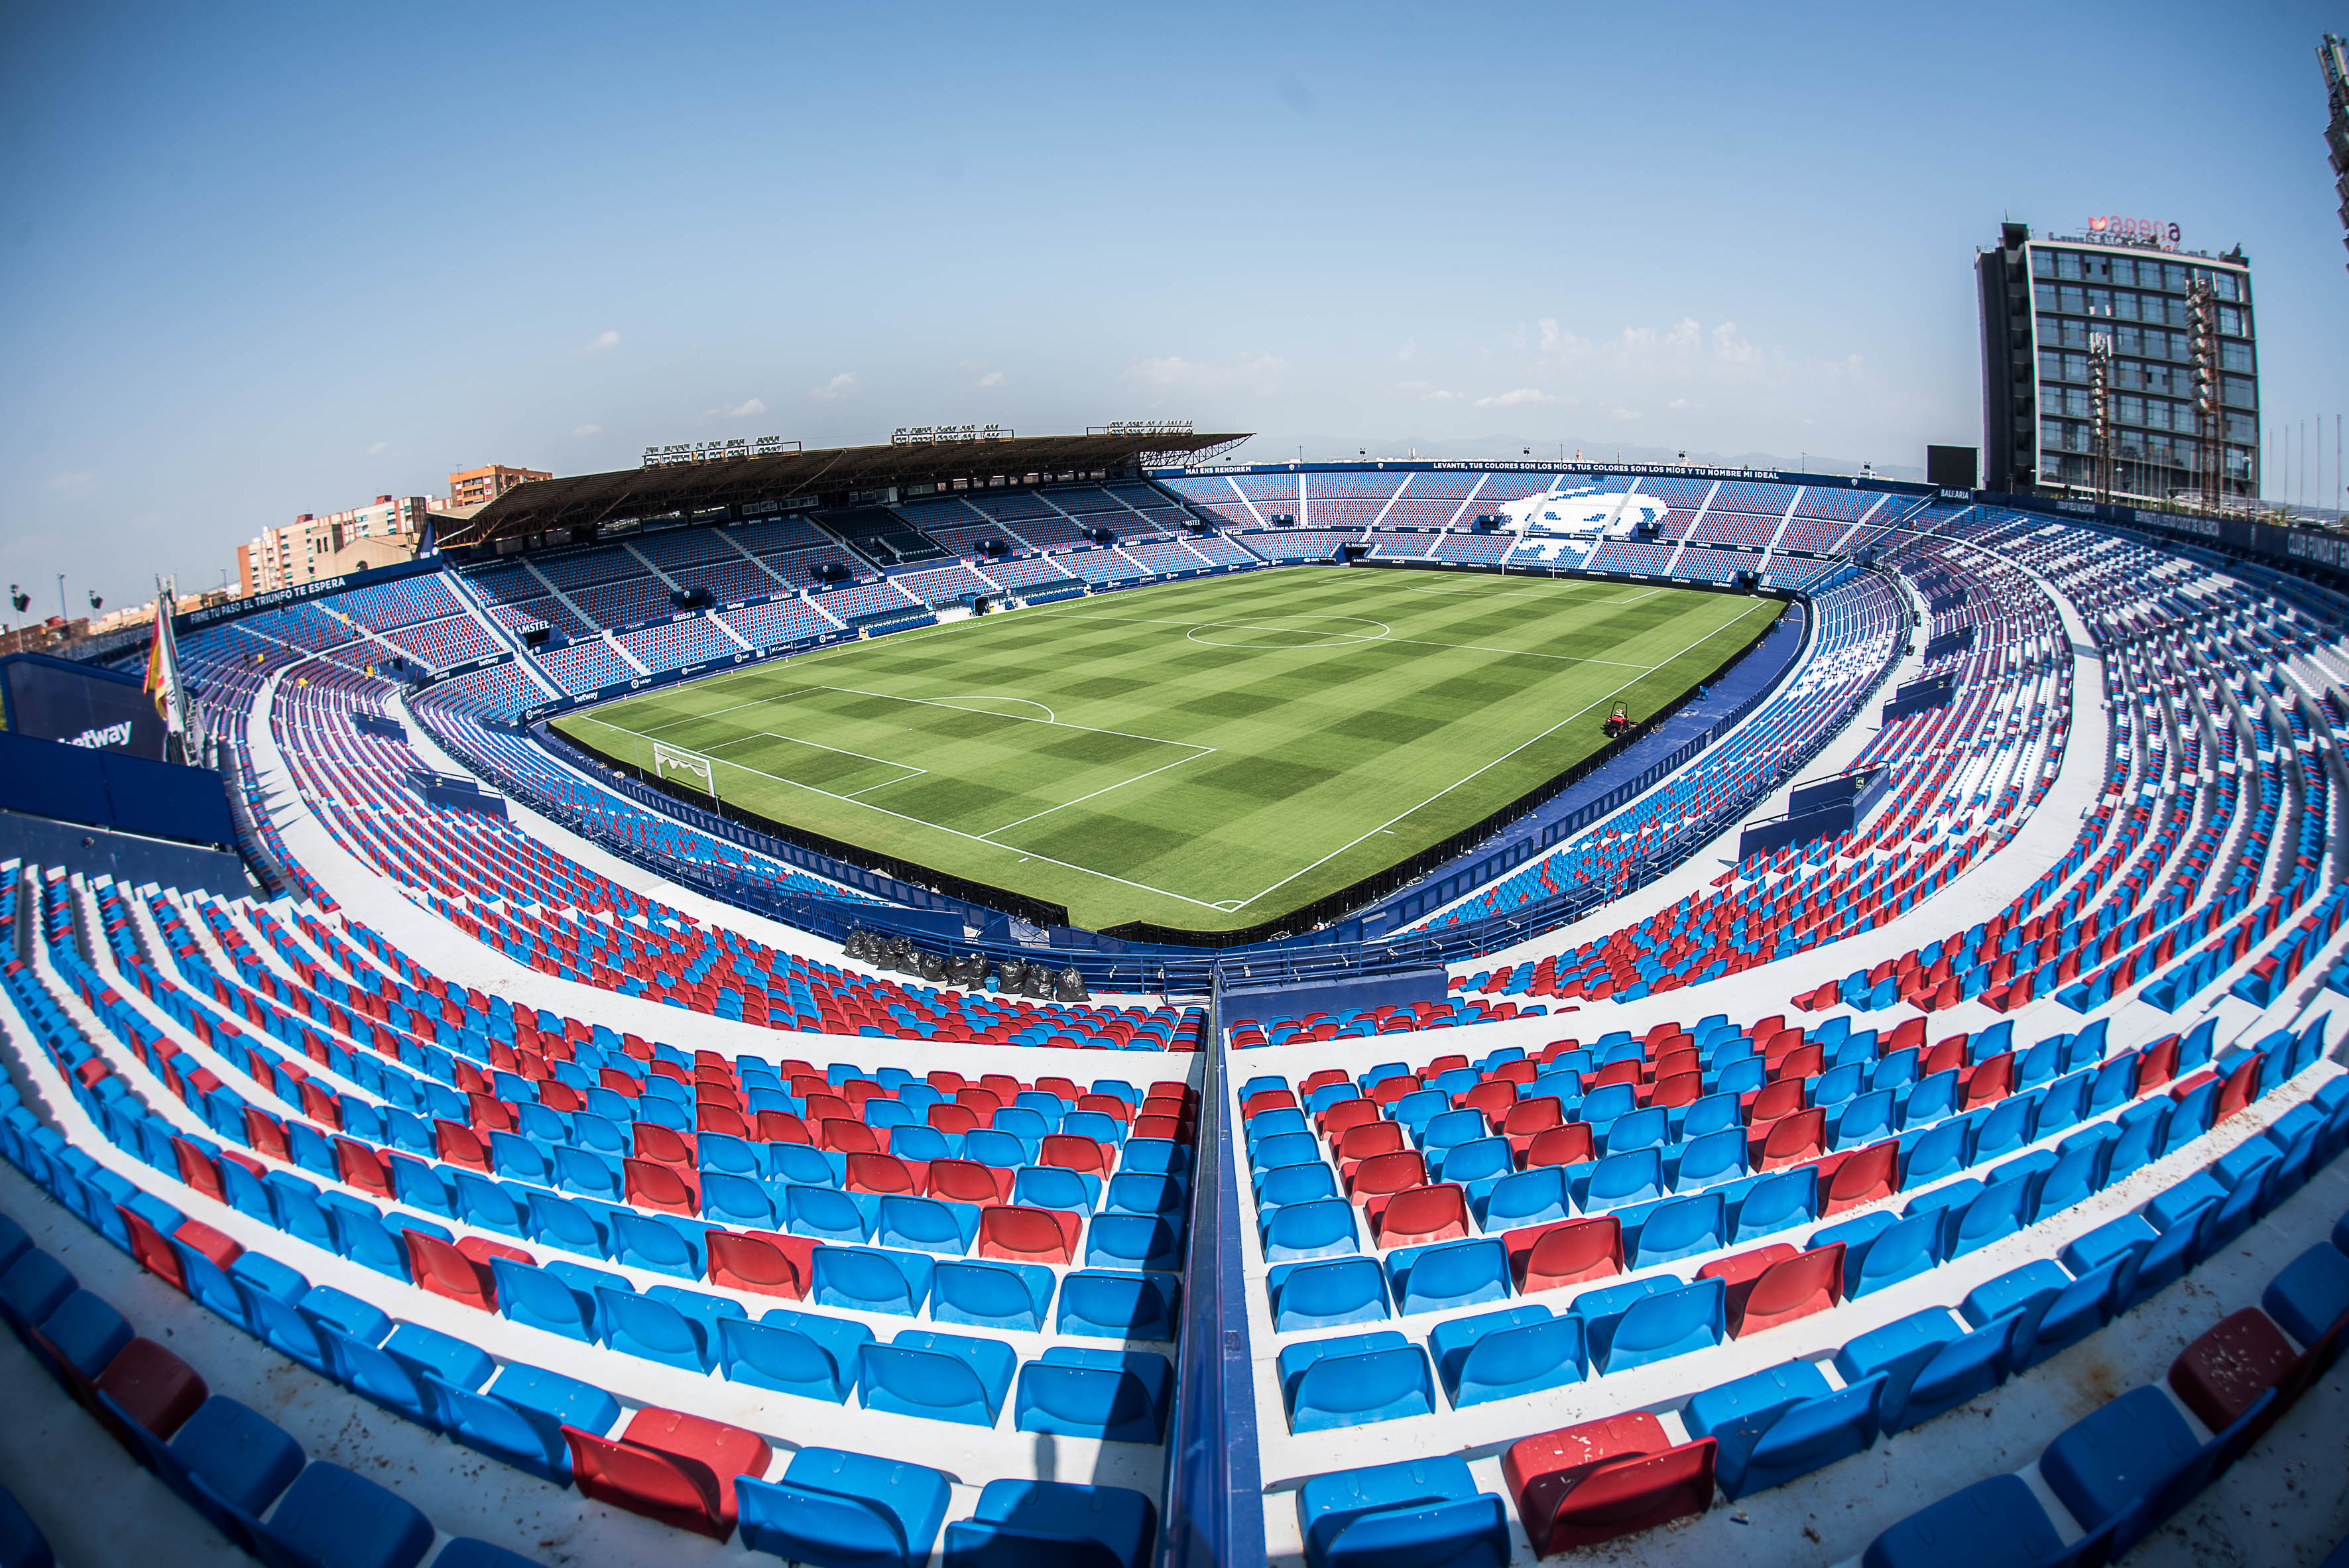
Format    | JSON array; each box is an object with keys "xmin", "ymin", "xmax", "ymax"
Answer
[
  {"xmin": 2217, "ymin": 305, "xmax": 2243, "ymax": 335},
  {"xmin": 2163, "ymin": 263, "xmax": 2188, "ymax": 290},
  {"xmin": 2220, "ymin": 341, "xmax": 2254, "ymax": 372},
  {"xmin": 2039, "ymin": 349, "xmax": 2065, "ymax": 383},
  {"xmin": 2056, "ymin": 251, "xmax": 2082, "ymax": 280},
  {"xmin": 2032, "ymin": 250, "xmax": 2054, "ymax": 278},
  {"xmin": 2065, "ymin": 388, "xmax": 2093, "ymax": 418},
  {"xmin": 2226, "ymin": 413, "xmax": 2258, "ymax": 442},
  {"xmin": 2222, "ymin": 375, "xmax": 2256, "ymax": 409},
  {"xmin": 2112, "ymin": 291, "xmax": 2139, "ymax": 322},
  {"xmin": 2212, "ymin": 272, "xmax": 2240, "ymax": 302},
  {"xmin": 2109, "ymin": 257, "xmax": 2136, "ymax": 286},
  {"xmin": 2034, "ymin": 283, "xmax": 2058, "ymax": 311}
]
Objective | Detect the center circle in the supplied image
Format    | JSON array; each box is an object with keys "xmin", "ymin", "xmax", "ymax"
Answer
[{"xmin": 1185, "ymin": 615, "xmax": 1391, "ymax": 648}]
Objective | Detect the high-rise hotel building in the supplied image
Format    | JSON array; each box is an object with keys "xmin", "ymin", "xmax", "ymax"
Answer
[{"xmin": 1976, "ymin": 221, "xmax": 2258, "ymax": 507}]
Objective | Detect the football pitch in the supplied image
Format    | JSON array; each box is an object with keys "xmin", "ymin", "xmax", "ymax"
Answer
[{"xmin": 555, "ymin": 569, "xmax": 1780, "ymax": 932}]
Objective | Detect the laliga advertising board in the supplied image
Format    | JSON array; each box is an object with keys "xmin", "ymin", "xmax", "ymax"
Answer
[{"xmin": 0, "ymin": 652, "xmax": 166, "ymax": 761}]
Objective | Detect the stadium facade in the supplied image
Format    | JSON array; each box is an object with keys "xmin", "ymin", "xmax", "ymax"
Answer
[
  {"xmin": 1977, "ymin": 220, "xmax": 2259, "ymax": 507},
  {"xmin": 3, "ymin": 430, "xmax": 2347, "ymax": 1568}
]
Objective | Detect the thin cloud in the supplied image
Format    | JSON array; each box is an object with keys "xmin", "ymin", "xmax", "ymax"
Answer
[
  {"xmin": 1474, "ymin": 387, "xmax": 1556, "ymax": 408},
  {"xmin": 1398, "ymin": 380, "xmax": 1462, "ymax": 402},
  {"xmin": 1123, "ymin": 351, "xmax": 1286, "ymax": 396},
  {"xmin": 809, "ymin": 374, "xmax": 859, "ymax": 401},
  {"xmin": 1607, "ymin": 406, "xmax": 1644, "ymax": 421},
  {"xmin": 572, "ymin": 424, "xmax": 603, "ymax": 438},
  {"xmin": 976, "ymin": 371, "xmax": 1005, "ymax": 389},
  {"xmin": 44, "ymin": 470, "xmax": 94, "ymax": 496},
  {"xmin": 367, "ymin": 441, "xmax": 390, "ymax": 455},
  {"xmin": 1395, "ymin": 340, "xmax": 1416, "ymax": 363},
  {"xmin": 574, "ymin": 330, "xmax": 621, "ymax": 355},
  {"xmin": 726, "ymin": 397, "xmax": 768, "ymax": 418}
]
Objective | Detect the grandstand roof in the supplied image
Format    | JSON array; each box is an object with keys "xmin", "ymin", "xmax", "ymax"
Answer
[{"xmin": 435, "ymin": 430, "xmax": 1251, "ymax": 550}]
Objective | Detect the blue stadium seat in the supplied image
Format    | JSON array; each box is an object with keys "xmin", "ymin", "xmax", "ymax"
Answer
[
  {"xmin": 1592, "ymin": 1278, "xmax": 1724, "ymax": 1372},
  {"xmin": 1269, "ymin": 1258, "xmax": 1390, "ymax": 1331},
  {"xmin": 482, "ymin": 1362, "xmax": 621, "ymax": 1474},
  {"xmin": 1632, "ymin": 1193, "xmax": 1724, "ymax": 1266},
  {"xmin": 943, "ymin": 1479, "xmax": 1158, "ymax": 1568},
  {"xmin": 1691, "ymin": 1352, "xmax": 1888, "ymax": 1502},
  {"xmin": 1255, "ymin": 1162, "xmax": 1339, "ymax": 1211},
  {"xmin": 716, "ymin": 1310, "xmax": 871, "ymax": 1402},
  {"xmin": 0, "ymin": 1480, "xmax": 50, "ymax": 1568},
  {"xmin": 2263, "ymin": 1242, "xmax": 2349, "ymax": 1345},
  {"xmin": 0, "ymin": 1251, "xmax": 76, "ymax": 1337},
  {"xmin": 381, "ymin": 1321, "xmax": 494, "ymax": 1393},
  {"xmin": 1085, "ymin": 1213, "xmax": 1179, "ymax": 1272},
  {"xmin": 596, "ymin": 1286, "xmax": 712, "ymax": 1372},
  {"xmin": 933, "ymin": 1260, "xmax": 1054, "ymax": 1332},
  {"xmin": 1428, "ymin": 1303, "xmax": 1584, "ymax": 1408},
  {"xmin": 422, "ymin": 1376, "xmax": 573, "ymax": 1484},
  {"xmin": 1861, "ymin": 1474, "xmax": 2081, "ymax": 1568},
  {"xmin": 1263, "ymin": 1199, "xmax": 1358, "ymax": 1262},
  {"xmin": 168, "ymin": 1396, "xmax": 306, "ymax": 1519},
  {"xmin": 1294, "ymin": 1457, "xmax": 1508, "ymax": 1568},
  {"xmin": 258, "ymin": 1462, "xmax": 435, "ymax": 1568},
  {"xmin": 36, "ymin": 1290, "xmax": 131, "ymax": 1378},
  {"xmin": 2038, "ymin": 1385, "xmax": 2202, "ymax": 1555},
  {"xmin": 1014, "ymin": 1347, "xmax": 1171, "ymax": 1443},
  {"xmin": 1476, "ymin": 1167, "xmax": 1569, "ymax": 1231},
  {"xmin": 434, "ymin": 1543, "xmax": 544, "ymax": 1568},
  {"xmin": 490, "ymin": 1257, "xmax": 596, "ymax": 1341},
  {"xmin": 1056, "ymin": 1271, "xmax": 1177, "ymax": 1341},
  {"xmin": 738, "ymin": 1447, "xmax": 951, "ymax": 1568},
  {"xmin": 812, "ymin": 1246, "xmax": 932, "ymax": 1317},
  {"xmin": 858, "ymin": 1330, "xmax": 1016, "ymax": 1427},
  {"xmin": 1387, "ymin": 1238, "xmax": 1509, "ymax": 1315},
  {"xmin": 1280, "ymin": 1333, "xmax": 1435, "ymax": 1431}
]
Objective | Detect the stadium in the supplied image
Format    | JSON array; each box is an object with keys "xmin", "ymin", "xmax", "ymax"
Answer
[{"xmin": 3, "ymin": 422, "xmax": 2348, "ymax": 1568}]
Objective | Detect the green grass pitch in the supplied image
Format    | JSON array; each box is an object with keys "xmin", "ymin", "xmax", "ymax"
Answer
[{"xmin": 556, "ymin": 568, "xmax": 1780, "ymax": 932}]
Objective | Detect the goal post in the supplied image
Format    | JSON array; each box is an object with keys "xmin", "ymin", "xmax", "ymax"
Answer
[{"xmin": 650, "ymin": 740, "xmax": 721, "ymax": 808}]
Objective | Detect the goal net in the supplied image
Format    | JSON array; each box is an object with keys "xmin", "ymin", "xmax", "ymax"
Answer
[{"xmin": 650, "ymin": 740, "xmax": 719, "ymax": 802}]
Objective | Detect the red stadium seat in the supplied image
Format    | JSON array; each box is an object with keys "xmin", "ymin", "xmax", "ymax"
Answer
[
  {"xmin": 705, "ymin": 1231, "xmax": 812, "ymax": 1300},
  {"xmin": 2169, "ymin": 1307, "xmax": 2298, "ymax": 1433},
  {"xmin": 1346, "ymin": 1151, "xmax": 1427, "ymax": 1201},
  {"xmin": 94, "ymin": 1337, "xmax": 208, "ymax": 1439},
  {"xmin": 927, "ymin": 1159, "xmax": 1014, "ymax": 1206},
  {"xmin": 1754, "ymin": 1109, "xmax": 1826, "ymax": 1170},
  {"xmin": 1524, "ymin": 1123, "xmax": 1596, "ymax": 1170},
  {"xmin": 1509, "ymin": 1215, "xmax": 1625, "ymax": 1293},
  {"xmin": 754, "ymin": 1110, "xmax": 812, "ymax": 1144},
  {"xmin": 624, "ymin": 1158, "xmax": 699, "ymax": 1216},
  {"xmin": 1820, "ymin": 1140, "xmax": 1899, "ymax": 1214},
  {"xmin": 1370, "ymin": 1184, "xmax": 1469, "ymax": 1247},
  {"xmin": 1505, "ymin": 1411, "xmax": 1716, "ymax": 1554},
  {"xmin": 1039, "ymin": 1134, "xmax": 1113, "ymax": 1177},
  {"xmin": 1724, "ymin": 1242, "xmax": 1844, "ymax": 1336},
  {"xmin": 402, "ymin": 1231, "xmax": 497, "ymax": 1312},
  {"xmin": 844, "ymin": 1153, "xmax": 920, "ymax": 1196},
  {"xmin": 977, "ymin": 1206, "xmax": 1081, "ymax": 1266}
]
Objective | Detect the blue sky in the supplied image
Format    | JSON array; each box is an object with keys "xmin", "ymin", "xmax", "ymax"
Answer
[{"xmin": 3, "ymin": 1, "xmax": 2345, "ymax": 618}]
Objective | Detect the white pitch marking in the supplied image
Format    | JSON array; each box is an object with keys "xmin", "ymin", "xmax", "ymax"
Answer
[{"xmin": 1229, "ymin": 600, "xmax": 1780, "ymax": 910}]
